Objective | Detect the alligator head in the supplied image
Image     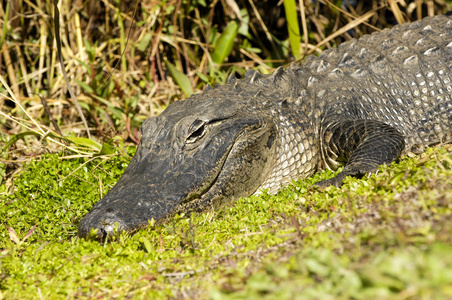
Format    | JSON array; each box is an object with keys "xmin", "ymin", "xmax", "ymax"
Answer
[{"xmin": 78, "ymin": 84, "xmax": 279, "ymax": 238}]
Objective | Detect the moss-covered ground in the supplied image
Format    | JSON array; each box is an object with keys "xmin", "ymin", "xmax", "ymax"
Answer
[{"xmin": 1, "ymin": 145, "xmax": 451, "ymax": 299}]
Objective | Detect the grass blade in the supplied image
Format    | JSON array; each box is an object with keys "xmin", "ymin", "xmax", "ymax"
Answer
[
  {"xmin": 0, "ymin": 1, "xmax": 9, "ymax": 48},
  {"xmin": 284, "ymin": 0, "xmax": 301, "ymax": 59},
  {"xmin": 211, "ymin": 21, "xmax": 238, "ymax": 65},
  {"xmin": 2, "ymin": 131, "xmax": 43, "ymax": 153},
  {"xmin": 164, "ymin": 59, "xmax": 194, "ymax": 97},
  {"xmin": 66, "ymin": 137, "xmax": 102, "ymax": 152}
]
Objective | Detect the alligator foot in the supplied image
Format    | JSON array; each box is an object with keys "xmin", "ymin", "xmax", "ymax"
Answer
[
  {"xmin": 314, "ymin": 166, "xmax": 376, "ymax": 188},
  {"xmin": 317, "ymin": 119, "xmax": 406, "ymax": 188},
  {"xmin": 314, "ymin": 175, "xmax": 345, "ymax": 188}
]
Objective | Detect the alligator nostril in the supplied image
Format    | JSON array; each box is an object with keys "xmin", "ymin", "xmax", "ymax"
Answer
[
  {"xmin": 100, "ymin": 220, "xmax": 118, "ymax": 235},
  {"xmin": 99, "ymin": 228, "xmax": 108, "ymax": 241}
]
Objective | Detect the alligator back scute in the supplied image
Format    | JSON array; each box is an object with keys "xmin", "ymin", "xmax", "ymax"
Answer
[{"xmin": 293, "ymin": 14, "xmax": 452, "ymax": 153}]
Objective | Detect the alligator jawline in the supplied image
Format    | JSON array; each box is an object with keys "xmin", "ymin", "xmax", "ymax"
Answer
[{"xmin": 175, "ymin": 127, "xmax": 255, "ymax": 214}]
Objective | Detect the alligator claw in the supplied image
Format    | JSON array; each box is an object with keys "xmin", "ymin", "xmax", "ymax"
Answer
[{"xmin": 314, "ymin": 176, "xmax": 344, "ymax": 188}]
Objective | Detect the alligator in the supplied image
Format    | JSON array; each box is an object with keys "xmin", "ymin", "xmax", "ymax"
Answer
[{"xmin": 78, "ymin": 14, "xmax": 452, "ymax": 239}]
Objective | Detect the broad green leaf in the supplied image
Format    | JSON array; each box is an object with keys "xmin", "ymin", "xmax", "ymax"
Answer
[
  {"xmin": 283, "ymin": 0, "xmax": 301, "ymax": 59},
  {"xmin": 211, "ymin": 21, "xmax": 238, "ymax": 65},
  {"xmin": 66, "ymin": 137, "xmax": 116, "ymax": 155},
  {"xmin": 67, "ymin": 137, "xmax": 102, "ymax": 151},
  {"xmin": 164, "ymin": 59, "xmax": 194, "ymax": 97},
  {"xmin": 238, "ymin": 8, "xmax": 252, "ymax": 39},
  {"xmin": 98, "ymin": 142, "xmax": 115, "ymax": 155}
]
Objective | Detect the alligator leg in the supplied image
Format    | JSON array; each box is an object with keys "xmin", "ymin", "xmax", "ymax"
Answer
[{"xmin": 316, "ymin": 119, "xmax": 405, "ymax": 187}]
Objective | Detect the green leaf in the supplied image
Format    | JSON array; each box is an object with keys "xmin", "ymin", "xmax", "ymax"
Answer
[
  {"xmin": 83, "ymin": 37, "xmax": 97, "ymax": 62},
  {"xmin": 0, "ymin": 162, "xmax": 5, "ymax": 185},
  {"xmin": 237, "ymin": 8, "xmax": 252, "ymax": 39},
  {"xmin": 92, "ymin": 95, "xmax": 116, "ymax": 108},
  {"xmin": 195, "ymin": 71, "xmax": 210, "ymax": 83},
  {"xmin": 137, "ymin": 33, "xmax": 152, "ymax": 52},
  {"xmin": 75, "ymin": 79, "xmax": 94, "ymax": 94},
  {"xmin": 75, "ymin": 59, "xmax": 91, "ymax": 75},
  {"xmin": 283, "ymin": 0, "xmax": 301, "ymax": 59},
  {"xmin": 2, "ymin": 131, "xmax": 43, "ymax": 153},
  {"xmin": 140, "ymin": 236, "xmax": 153, "ymax": 253},
  {"xmin": 66, "ymin": 137, "xmax": 116, "ymax": 155},
  {"xmin": 67, "ymin": 137, "xmax": 102, "ymax": 151},
  {"xmin": 211, "ymin": 21, "xmax": 238, "ymax": 65},
  {"xmin": 164, "ymin": 60, "xmax": 194, "ymax": 97},
  {"xmin": 98, "ymin": 142, "xmax": 115, "ymax": 155},
  {"xmin": 388, "ymin": 172, "xmax": 405, "ymax": 185}
]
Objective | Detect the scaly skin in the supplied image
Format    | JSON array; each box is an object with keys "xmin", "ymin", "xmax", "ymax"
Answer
[{"xmin": 78, "ymin": 14, "xmax": 452, "ymax": 239}]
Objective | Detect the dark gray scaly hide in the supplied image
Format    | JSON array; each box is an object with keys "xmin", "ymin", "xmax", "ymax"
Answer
[{"xmin": 79, "ymin": 14, "xmax": 452, "ymax": 238}]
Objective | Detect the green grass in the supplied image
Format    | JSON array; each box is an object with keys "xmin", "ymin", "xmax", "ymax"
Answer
[{"xmin": 0, "ymin": 145, "xmax": 451, "ymax": 299}]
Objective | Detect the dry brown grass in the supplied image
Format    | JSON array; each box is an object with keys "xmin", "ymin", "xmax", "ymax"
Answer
[{"xmin": 0, "ymin": 0, "xmax": 450, "ymax": 162}]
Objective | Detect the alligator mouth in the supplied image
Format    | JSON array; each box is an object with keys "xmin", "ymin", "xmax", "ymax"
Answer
[
  {"xmin": 173, "ymin": 128, "xmax": 243, "ymax": 214},
  {"xmin": 173, "ymin": 122, "xmax": 275, "ymax": 216}
]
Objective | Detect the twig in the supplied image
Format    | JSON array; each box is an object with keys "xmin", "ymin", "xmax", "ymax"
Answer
[{"xmin": 39, "ymin": 94, "xmax": 63, "ymax": 136}]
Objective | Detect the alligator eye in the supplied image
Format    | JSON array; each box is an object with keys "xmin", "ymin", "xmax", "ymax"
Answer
[{"xmin": 186, "ymin": 120, "xmax": 206, "ymax": 144}]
